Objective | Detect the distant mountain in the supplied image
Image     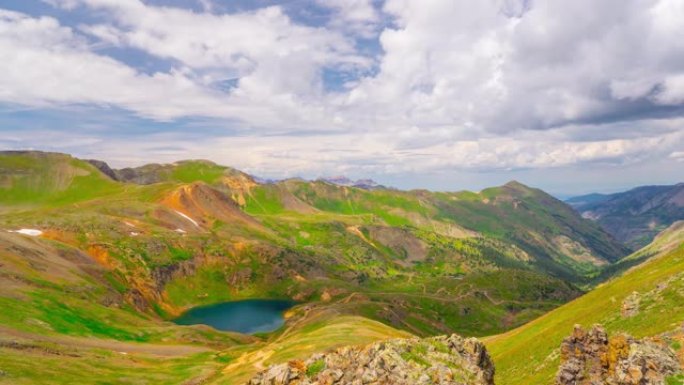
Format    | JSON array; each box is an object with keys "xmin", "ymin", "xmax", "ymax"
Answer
[
  {"xmin": 111, "ymin": 159, "xmax": 250, "ymax": 185},
  {"xmin": 568, "ymin": 183, "xmax": 684, "ymax": 249},
  {"xmin": 565, "ymin": 192, "xmax": 610, "ymax": 207},
  {"xmin": 318, "ymin": 175, "xmax": 383, "ymax": 190}
]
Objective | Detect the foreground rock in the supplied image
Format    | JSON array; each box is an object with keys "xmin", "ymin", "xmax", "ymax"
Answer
[
  {"xmin": 247, "ymin": 334, "xmax": 495, "ymax": 385},
  {"xmin": 556, "ymin": 324, "xmax": 680, "ymax": 385}
]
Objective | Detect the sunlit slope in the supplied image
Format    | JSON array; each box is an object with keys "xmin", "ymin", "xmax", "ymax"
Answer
[
  {"xmin": 0, "ymin": 228, "xmax": 409, "ymax": 384},
  {"xmin": 217, "ymin": 312, "xmax": 412, "ymax": 384},
  {"xmin": 0, "ymin": 151, "xmax": 123, "ymax": 207},
  {"xmin": 430, "ymin": 182, "xmax": 630, "ymax": 282},
  {"xmin": 486, "ymin": 223, "xmax": 684, "ymax": 385},
  {"xmin": 243, "ymin": 179, "xmax": 629, "ymax": 283},
  {"xmin": 0, "ymin": 231, "xmax": 251, "ymax": 385},
  {"xmin": 0, "ymin": 151, "xmax": 629, "ymax": 338}
]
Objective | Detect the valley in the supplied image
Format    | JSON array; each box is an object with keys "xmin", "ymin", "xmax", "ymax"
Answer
[
  {"xmin": 568, "ymin": 183, "xmax": 684, "ymax": 250},
  {"xmin": 0, "ymin": 151, "xmax": 681, "ymax": 384},
  {"xmin": 3, "ymin": 1, "xmax": 683, "ymax": 383}
]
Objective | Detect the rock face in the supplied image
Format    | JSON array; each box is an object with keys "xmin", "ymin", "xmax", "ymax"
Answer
[
  {"xmin": 85, "ymin": 159, "xmax": 119, "ymax": 181},
  {"xmin": 247, "ymin": 334, "xmax": 495, "ymax": 385},
  {"xmin": 556, "ymin": 325, "xmax": 680, "ymax": 385}
]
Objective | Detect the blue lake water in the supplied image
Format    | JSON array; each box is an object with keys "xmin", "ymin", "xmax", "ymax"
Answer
[{"xmin": 173, "ymin": 299, "xmax": 294, "ymax": 334}]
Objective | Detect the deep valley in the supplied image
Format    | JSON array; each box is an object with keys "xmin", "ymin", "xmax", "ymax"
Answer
[{"xmin": 0, "ymin": 151, "xmax": 681, "ymax": 384}]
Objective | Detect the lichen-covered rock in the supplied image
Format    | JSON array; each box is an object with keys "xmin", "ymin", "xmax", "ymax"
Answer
[
  {"xmin": 621, "ymin": 292, "xmax": 641, "ymax": 318},
  {"xmin": 247, "ymin": 334, "xmax": 495, "ymax": 385},
  {"xmin": 556, "ymin": 324, "xmax": 680, "ymax": 385}
]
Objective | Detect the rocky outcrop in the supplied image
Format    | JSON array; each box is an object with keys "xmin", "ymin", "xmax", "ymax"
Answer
[
  {"xmin": 247, "ymin": 334, "xmax": 494, "ymax": 385},
  {"xmin": 621, "ymin": 292, "xmax": 641, "ymax": 318},
  {"xmin": 556, "ymin": 325, "xmax": 680, "ymax": 385},
  {"xmin": 85, "ymin": 159, "xmax": 118, "ymax": 181}
]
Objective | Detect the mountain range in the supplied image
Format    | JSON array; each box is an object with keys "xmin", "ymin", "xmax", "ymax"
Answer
[
  {"xmin": 568, "ymin": 183, "xmax": 684, "ymax": 249},
  {"xmin": 0, "ymin": 150, "xmax": 681, "ymax": 384}
]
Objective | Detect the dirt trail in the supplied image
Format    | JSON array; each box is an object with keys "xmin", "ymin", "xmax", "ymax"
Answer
[{"xmin": 0, "ymin": 325, "xmax": 212, "ymax": 357}]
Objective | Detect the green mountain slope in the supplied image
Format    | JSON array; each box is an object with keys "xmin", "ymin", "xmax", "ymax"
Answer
[
  {"xmin": 486, "ymin": 222, "xmax": 684, "ymax": 385},
  {"xmin": 427, "ymin": 181, "xmax": 630, "ymax": 282},
  {"xmin": 244, "ymin": 179, "xmax": 628, "ymax": 283},
  {"xmin": 0, "ymin": 151, "xmax": 123, "ymax": 207},
  {"xmin": 0, "ymin": 151, "xmax": 628, "ymax": 336},
  {"xmin": 0, "ymin": 150, "xmax": 638, "ymax": 384},
  {"xmin": 569, "ymin": 183, "xmax": 684, "ymax": 249}
]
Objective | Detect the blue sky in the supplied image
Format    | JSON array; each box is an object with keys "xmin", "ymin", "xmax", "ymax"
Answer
[{"xmin": 1, "ymin": 0, "xmax": 683, "ymax": 196}]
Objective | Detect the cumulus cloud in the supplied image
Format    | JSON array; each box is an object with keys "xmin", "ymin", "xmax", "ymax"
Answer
[
  {"xmin": 316, "ymin": 0, "xmax": 381, "ymax": 37},
  {"xmin": 2, "ymin": 0, "xmax": 684, "ymax": 186},
  {"xmin": 0, "ymin": 5, "xmax": 364, "ymax": 127},
  {"xmin": 0, "ymin": 9, "xmax": 230, "ymax": 120},
  {"xmin": 340, "ymin": 0, "xmax": 684, "ymax": 135}
]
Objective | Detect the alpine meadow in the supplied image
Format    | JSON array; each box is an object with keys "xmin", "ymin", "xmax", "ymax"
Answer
[{"xmin": 1, "ymin": 1, "xmax": 684, "ymax": 384}]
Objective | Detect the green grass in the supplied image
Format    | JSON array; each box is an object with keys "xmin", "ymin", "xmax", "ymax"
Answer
[
  {"xmin": 244, "ymin": 185, "xmax": 286, "ymax": 214},
  {"xmin": 667, "ymin": 374, "xmax": 684, "ymax": 385},
  {"xmin": 0, "ymin": 154, "xmax": 123, "ymax": 207},
  {"xmin": 169, "ymin": 161, "xmax": 227, "ymax": 184},
  {"xmin": 306, "ymin": 359, "xmax": 325, "ymax": 377},
  {"xmin": 218, "ymin": 314, "xmax": 412, "ymax": 384},
  {"xmin": 0, "ymin": 346, "xmax": 222, "ymax": 385},
  {"xmin": 486, "ymin": 243, "xmax": 684, "ymax": 385},
  {"xmin": 0, "ymin": 151, "xmax": 649, "ymax": 385}
]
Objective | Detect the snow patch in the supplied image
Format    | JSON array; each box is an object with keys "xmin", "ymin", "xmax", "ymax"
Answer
[
  {"xmin": 124, "ymin": 221, "xmax": 136, "ymax": 228},
  {"xmin": 130, "ymin": 232, "xmax": 139, "ymax": 236},
  {"xmin": 175, "ymin": 229, "xmax": 187, "ymax": 234},
  {"xmin": 173, "ymin": 210, "xmax": 199, "ymax": 227},
  {"xmin": 8, "ymin": 229, "xmax": 43, "ymax": 236}
]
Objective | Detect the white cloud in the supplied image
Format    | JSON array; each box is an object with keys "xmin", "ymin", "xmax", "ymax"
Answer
[
  {"xmin": 0, "ymin": 10, "xmax": 241, "ymax": 121},
  {"xmin": 670, "ymin": 151, "xmax": 684, "ymax": 162},
  {"xmin": 3, "ymin": 0, "xmax": 684, "ymax": 180},
  {"xmin": 340, "ymin": 0, "xmax": 684, "ymax": 135},
  {"xmin": 316, "ymin": 0, "xmax": 380, "ymax": 37},
  {"xmin": 61, "ymin": 0, "xmax": 368, "ymax": 93},
  {"xmin": 0, "ymin": 7, "xmax": 360, "ymax": 127}
]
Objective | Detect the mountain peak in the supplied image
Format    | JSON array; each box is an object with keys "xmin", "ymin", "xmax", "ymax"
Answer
[
  {"xmin": 503, "ymin": 180, "xmax": 532, "ymax": 190},
  {"xmin": 318, "ymin": 176, "xmax": 382, "ymax": 190}
]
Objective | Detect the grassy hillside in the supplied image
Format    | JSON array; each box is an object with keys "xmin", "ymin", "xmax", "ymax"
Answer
[
  {"xmin": 432, "ymin": 182, "xmax": 630, "ymax": 281},
  {"xmin": 0, "ymin": 151, "xmax": 630, "ymax": 336},
  {"xmin": 486, "ymin": 223, "xmax": 684, "ymax": 385},
  {"xmin": 0, "ymin": 151, "xmax": 123, "ymax": 207},
  {"xmin": 250, "ymin": 179, "xmax": 629, "ymax": 283},
  {"xmin": 0, "ymin": 151, "xmax": 641, "ymax": 384},
  {"xmin": 218, "ymin": 312, "xmax": 412, "ymax": 384}
]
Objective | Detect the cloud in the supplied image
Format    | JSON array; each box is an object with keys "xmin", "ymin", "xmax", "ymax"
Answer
[
  {"xmin": 670, "ymin": 151, "xmax": 684, "ymax": 162},
  {"xmin": 315, "ymin": 0, "xmax": 381, "ymax": 37},
  {"xmin": 57, "ymin": 0, "xmax": 369, "ymax": 95},
  {"xmin": 0, "ymin": 6, "xmax": 364, "ymax": 127},
  {"xmin": 1, "ymin": 0, "xmax": 684, "ymax": 183},
  {"xmin": 339, "ymin": 0, "xmax": 684, "ymax": 136},
  {"xmin": 25, "ymin": 0, "xmax": 684, "ymax": 134},
  {"xmin": 0, "ymin": 10, "xmax": 231, "ymax": 120}
]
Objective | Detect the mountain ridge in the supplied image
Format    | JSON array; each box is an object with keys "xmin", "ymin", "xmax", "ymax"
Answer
[
  {"xmin": 0, "ymin": 150, "xmax": 652, "ymax": 384},
  {"xmin": 568, "ymin": 182, "xmax": 684, "ymax": 249},
  {"xmin": 486, "ymin": 220, "xmax": 684, "ymax": 385}
]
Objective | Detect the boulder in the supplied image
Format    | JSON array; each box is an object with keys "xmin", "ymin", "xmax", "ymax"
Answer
[
  {"xmin": 247, "ymin": 334, "xmax": 495, "ymax": 385},
  {"xmin": 556, "ymin": 324, "xmax": 680, "ymax": 385}
]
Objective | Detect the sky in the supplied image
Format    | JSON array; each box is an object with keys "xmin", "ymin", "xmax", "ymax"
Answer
[{"xmin": 0, "ymin": 0, "xmax": 683, "ymax": 196}]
